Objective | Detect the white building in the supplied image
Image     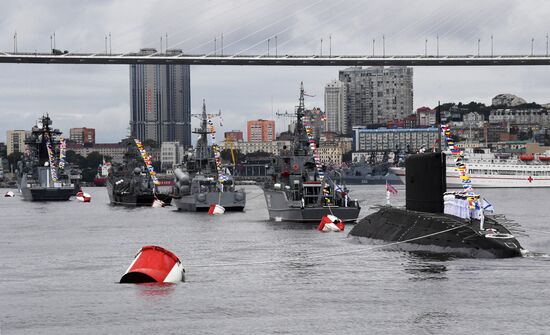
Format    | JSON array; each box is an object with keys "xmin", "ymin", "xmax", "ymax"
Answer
[
  {"xmin": 222, "ymin": 140, "xmax": 292, "ymax": 155},
  {"xmin": 353, "ymin": 127, "xmax": 439, "ymax": 152},
  {"xmin": 324, "ymin": 80, "xmax": 347, "ymax": 135},
  {"xmin": 160, "ymin": 141, "xmax": 185, "ymax": 170},
  {"xmin": 489, "ymin": 108, "xmax": 550, "ymax": 125}
]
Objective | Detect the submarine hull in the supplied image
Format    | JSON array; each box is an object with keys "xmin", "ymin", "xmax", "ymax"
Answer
[{"xmin": 350, "ymin": 207, "xmax": 523, "ymax": 258}]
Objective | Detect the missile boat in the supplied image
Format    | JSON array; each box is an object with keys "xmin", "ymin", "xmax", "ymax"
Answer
[{"xmin": 172, "ymin": 100, "xmax": 246, "ymax": 212}]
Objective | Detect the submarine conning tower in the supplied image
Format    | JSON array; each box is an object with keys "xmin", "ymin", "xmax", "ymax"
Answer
[{"xmin": 405, "ymin": 152, "xmax": 446, "ymax": 213}]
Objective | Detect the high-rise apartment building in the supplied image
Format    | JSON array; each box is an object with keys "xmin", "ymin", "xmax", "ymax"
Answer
[
  {"xmin": 6, "ymin": 130, "xmax": 30, "ymax": 155},
  {"xmin": 247, "ymin": 120, "xmax": 276, "ymax": 142},
  {"xmin": 70, "ymin": 127, "xmax": 95, "ymax": 145},
  {"xmin": 339, "ymin": 66, "xmax": 413, "ymax": 134},
  {"xmin": 324, "ymin": 80, "xmax": 347, "ymax": 135},
  {"xmin": 130, "ymin": 48, "xmax": 191, "ymax": 147}
]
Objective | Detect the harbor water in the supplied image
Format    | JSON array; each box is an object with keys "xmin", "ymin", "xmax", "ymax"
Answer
[{"xmin": 1, "ymin": 185, "xmax": 550, "ymax": 334}]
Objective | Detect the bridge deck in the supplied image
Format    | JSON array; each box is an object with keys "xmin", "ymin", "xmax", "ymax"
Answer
[{"xmin": 1, "ymin": 52, "xmax": 550, "ymax": 66}]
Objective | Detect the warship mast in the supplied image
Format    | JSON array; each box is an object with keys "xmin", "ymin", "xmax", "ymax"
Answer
[{"xmin": 293, "ymin": 82, "xmax": 311, "ymax": 156}]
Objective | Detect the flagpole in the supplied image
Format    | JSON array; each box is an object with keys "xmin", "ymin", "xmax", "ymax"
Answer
[{"xmin": 385, "ymin": 179, "xmax": 391, "ymax": 206}]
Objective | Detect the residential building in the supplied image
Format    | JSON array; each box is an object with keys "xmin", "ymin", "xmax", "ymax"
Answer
[
  {"xmin": 324, "ymin": 80, "xmax": 347, "ymax": 134},
  {"xmin": 130, "ymin": 48, "xmax": 191, "ymax": 147},
  {"xmin": 416, "ymin": 107, "xmax": 436, "ymax": 127},
  {"xmin": 247, "ymin": 119, "xmax": 276, "ymax": 142},
  {"xmin": 6, "ymin": 130, "xmax": 30, "ymax": 156},
  {"xmin": 69, "ymin": 127, "xmax": 96, "ymax": 145},
  {"xmin": 339, "ymin": 66, "xmax": 413, "ymax": 133},
  {"xmin": 318, "ymin": 146, "xmax": 343, "ymax": 165},
  {"xmin": 489, "ymin": 108, "xmax": 550, "ymax": 125},
  {"xmin": 353, "ymin": 127, "xmax": 438, "ymax": 152},
  {"xmin": 160, "ymin": 141, "xmax": 184, "ymax": 170}
]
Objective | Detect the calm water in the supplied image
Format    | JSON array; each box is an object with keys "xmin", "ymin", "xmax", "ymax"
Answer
[{"xmin": 1, "ymin": 185, "xmax": 550, "ymax": 334}]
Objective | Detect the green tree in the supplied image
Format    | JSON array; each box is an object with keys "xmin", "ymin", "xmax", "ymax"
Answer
[{"xmin": 7, "ymin": 152, "xmax": 23, "ymax": 171}]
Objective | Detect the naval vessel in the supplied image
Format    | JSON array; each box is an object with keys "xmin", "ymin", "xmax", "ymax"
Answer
[
  {"xmin": 106, "ymin": 139, "xmax": 172, "ymax": 206},
  {"xmin": 172, "ymin": 100, "xmax": 246, "ymax": 212},
  {"xmin": 16, "ymin": 115, "xmax": 79, "ymax": 201},
  {"xmin": 350, "ymin": 152, "xmax": 524, "ymax": 258},
  {"xmin": 262, "ymin": 83, "xmax": 361, "ymax": 222}
]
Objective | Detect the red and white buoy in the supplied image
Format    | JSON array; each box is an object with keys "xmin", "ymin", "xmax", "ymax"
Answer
[
  {"xmin": 318, "ymin": 215, "xmax": 345, "ymax": 232},
  {"xmin": 208, "ymin": 203, "xmax": 225, "ymax": 215},
  {"xmin": 76, "ymin": 191, "xmax": 91, "ymax": 202},
  {"xmin": 120, "ymin": 245, "xmax": 185, "ymax": 284}
]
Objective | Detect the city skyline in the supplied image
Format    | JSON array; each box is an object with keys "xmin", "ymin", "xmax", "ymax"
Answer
[{"xmin": 1, "ymin": 0, "xmax": 550, "ymax": 142}]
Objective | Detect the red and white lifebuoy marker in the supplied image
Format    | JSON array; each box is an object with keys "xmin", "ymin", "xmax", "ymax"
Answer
[
  {"xmin": 76, "ymin": 191, "xmax": 91, "ymax": 202},
  {"xmin": 317, "ymin": 215, "xmax": 345, "ymax": 232},
  {"xmin": 208, "ymin": 203, "xmax": 225, "ymax": 215},
  {"xmin": 120, "ymin": 245, "xmax": 185, "ymax": 284}
]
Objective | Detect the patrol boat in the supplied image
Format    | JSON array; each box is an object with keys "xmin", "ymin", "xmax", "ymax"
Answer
[
  {"xmin": 350, "ymin": 152, "xmax": 524, "ymax": 258},
  {"xmin": 262, "ymin": 83, "xmax": 361, "ymax": 222},
  {"xmin": 16, "ymin": 115, "xmax": 78, "ymax": 201},
  {"xmin": 172, "ymin": 100, "xmax": 246, "ymax": 212}
]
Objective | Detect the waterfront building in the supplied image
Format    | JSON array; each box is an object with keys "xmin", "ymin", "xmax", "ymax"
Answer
[
  {"xmin": 222, "ymin": 140, "xmax": 291, "ymax": 155},
  {"xmin": 69, "ymin": 127, "xmax": 96, "ymax": 145},
  {"xmin": 339, "ymin": 66, "xmax": 413, "ymax": 133},
  {"xmin": 6, "ymin": 130, "xmax": 30, "ymax": 156},
  {"xmin": 353, "ymin": 127, "xmax": 438, "ymax": 152},
  {"xmin": 130, "ymin": 48, "xmax": 191, "ymax": 147},
  {"xmin": 247, "ymin": 119, "xmax": 275, "ymax": 142},
  {"xmin": 324, "ymin": 80, "xmax": 347, "ymax": 135}
]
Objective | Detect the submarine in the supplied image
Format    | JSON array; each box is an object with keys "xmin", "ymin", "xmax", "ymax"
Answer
[{"xmin": 350, "ymin": 152, "xmax": 524, "ymax": 258}]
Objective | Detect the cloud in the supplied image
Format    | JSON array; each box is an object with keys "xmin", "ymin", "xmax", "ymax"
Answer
[{"xmin": 1, "ymin": 0, "xmax": 550, "ymax": 142}]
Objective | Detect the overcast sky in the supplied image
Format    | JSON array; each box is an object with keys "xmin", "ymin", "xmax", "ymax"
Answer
[{"xmin": 1, "ymin": 0, "xmax": 550, "ymax": 143}]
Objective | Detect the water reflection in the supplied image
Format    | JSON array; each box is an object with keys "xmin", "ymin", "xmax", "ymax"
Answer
[
  {"xmin": 412, "ymin": 311, "xmax": 455, "ymax": 333},
  {"xmin": 403, "ymin": 252, "xmax": 451, "ymax": 281},
  {"xmin": 135, "ymin": 282, "xmax": 177, "ymax": 298},
  {"xmin": 265, "ymin": 221, "xmax": 317, "ymax": 230}
]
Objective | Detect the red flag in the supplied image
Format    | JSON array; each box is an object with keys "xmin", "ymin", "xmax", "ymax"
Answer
[{"xmin": 386, "ymin": 181, "xmax": 398, "ymax": 194}]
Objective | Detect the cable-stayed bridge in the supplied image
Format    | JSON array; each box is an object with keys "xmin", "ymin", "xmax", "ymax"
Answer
[{"xmin": 1, "ymin": 51, "xmax": 550, "ymax": 66}]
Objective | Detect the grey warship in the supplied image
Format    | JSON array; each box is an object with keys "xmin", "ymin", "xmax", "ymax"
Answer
[
  {"xmin": 172, "ymin": 101, "xmax": 246, "ymax": 212},
  {"xmin": 106, "ymin": 140, "xmax": 172, "ymax": 206},
  {"xmin": 16, "ymin": 115, "xmax": 78, "ymax": 201},
  {"xmin": 262, "ymin": 83, "xmax": 361, "ymax": 222},
  {"xmin": 350, "ymin": 152, "xmax": 524, "ymax": 258}
]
